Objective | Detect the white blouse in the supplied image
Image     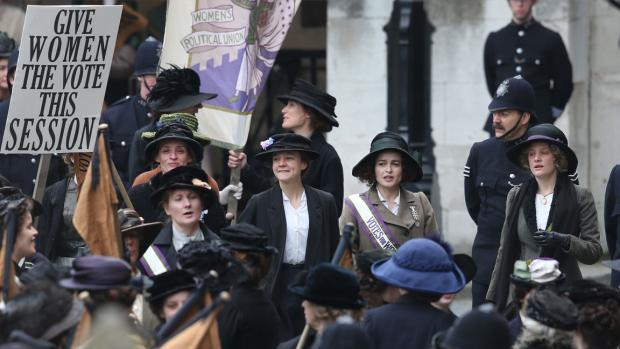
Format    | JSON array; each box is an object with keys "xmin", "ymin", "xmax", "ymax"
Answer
[{"xmin": 282, "ymin": 191, "xmax": 309, "ymax": 265}]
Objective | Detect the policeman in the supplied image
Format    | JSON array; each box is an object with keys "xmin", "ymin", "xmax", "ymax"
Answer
[
  {"xmin": 0, "ymin": 48, "xmax": 66, "ymax": 195},
  {"xmin": 100, "ymin": 37, "xmax": 162, "ymax": 188},
  {"xmin": 483, "ymin": 0, "xmax": 573, "ymax": 134},
  {"xmin": 464, "ymin": 76, "xmax": 535, "ymax": 307},
  {"xmin": 0, "ymin": 31, "xmax": 15, "ymax": 103}
]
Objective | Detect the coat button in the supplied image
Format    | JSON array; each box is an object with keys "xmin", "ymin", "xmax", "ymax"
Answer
[
  {"xmin": 516, "ymin": 48, "xmax": 523, "ymax": 54},
  {"xmin": 509, "ymin": 173, "xmax": 516, "ymax": 179},
  {"xmin": 147, "ymin": 112, "xmax": 153, "ymax": 118},
  {"xmin": 496, "ymin": 59, "xmax": 502, "ymax": 65},
  {"xmin": 480, "ymin": 182, "xmax": 484, "ymax": 186},
  {"xmin": 31, "ymin": 158, "xmax": 36, "ymax": 164},
  {"xmin": 516, "ymin": 66, "xmax": 522, "ymax": 72},
  {"xmin": 121, "ymin": 141, "xmax": 126, "ymax": 146},
  {"xmin": 518, "ymin": 30, "xmax": 524, "ymax": 36},
  {"xmin": 535, "ymin": 59, "xmax": 540, "ymax": 65},
  {"xmin": 32, "ymin": 179, "xmax": 36, "ymax": 184}
]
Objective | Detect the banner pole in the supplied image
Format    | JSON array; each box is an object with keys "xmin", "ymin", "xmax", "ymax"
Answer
[
  {"xmin": 32, "ymin": 154, "xmax": 51, "ymax": 202},
  {"xmin": 225, "ymin": 150, "xmax": 242, "ymax": 224}
]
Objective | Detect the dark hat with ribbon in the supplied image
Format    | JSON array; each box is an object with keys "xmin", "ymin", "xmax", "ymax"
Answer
[
  {"xmin": 525, "ymin": 289, "xmax": 578, "ymax": 331},
  {"xmin": 442, "ymin": 305, "xmax": 511, "ymax": 349},
  {"xmin": 150, "ymin": 165, "xmax": 215, "ymax": 208},
  {"xmin": 59, "ymin": 256, "xmax": 133, "ymax": 291},
  {"xmin": 219, "ymin": 223, "xmax": 278, "ymax": 255},
  {"xmin": 8, "ymin": 48, "xmax": 18, "ymax": 75},
  {"xmin": 143, "ymin": 113, "xmax": 209, "ymax": 162},
  {"xmin": 561, "ymin": 279, "xmax": 620, "ymax": 305},
  {"xmin": 133, "ymin": 36, "xmax": 161, "ymax": 76},
  {"xmin": 277, "ymin": 79, "xmax": 339, "ymax": 127},
  {"xmin": 506, "ymin": 123, "xmax": 578, "ymax": 176},
  {"xmin": 255, "ymin": 133, "xmax": 319, "ymax": 161},
  {"xmin": 352, "ymin": 131, "xmax": 423, "ymax": 182},
  {"xmin": 453, "ymin": 253, "xmax": 476, "ymax": 285},
  {"xmin": 117, "ymin": 208, "xmax": 162, "ymax": 255},
  {"xmin": 371, "ymin": 238, "xmax": 466, "ymax": 294},
  {"xmin": 0, "ymin": 186, "xmax": 42, "ymax": 218},
  {"xmin": 289, "ymin": 263, "xmax": 366, "ymax": 309},
  {"xmin": 488, "ymin": 75, "xmax": 537, "ymax": 121},
  {"xmin": 146, "ymin": 269, "xmax": 196, "ymax": 303},
  {"xmin": 0, "ymin": 32, "xmax": 15, "ymax": 58},
  {"xmin": 147, "ymin": 65, "xmax": 217, "ymax": 112}
]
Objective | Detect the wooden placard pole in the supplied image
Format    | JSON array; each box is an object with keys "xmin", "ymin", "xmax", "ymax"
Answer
[
  {"xmin": 225, "ymin": 150, "xmax": 242, "ymax": 224},
  {"xmin": 32, "ymin": 154, "xmax": 51, "ymax": 203}
]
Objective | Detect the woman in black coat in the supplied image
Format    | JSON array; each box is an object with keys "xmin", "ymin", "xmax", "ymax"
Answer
[
  {"xmin": 228, "ymin": 79, "xmax": 344, "ymax": 215},
  {"xmin": 239, "ymin": 133, "xmax": 340, "ymax": 341}
]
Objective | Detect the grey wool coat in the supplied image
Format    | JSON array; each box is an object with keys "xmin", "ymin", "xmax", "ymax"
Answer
[
  {"xmin": 487, "ymin": 184, "xmax": 603, "ymax": 307},
  {"xmin": 340, "ymin": 185, "xmax": 439, "ymax": 253}
]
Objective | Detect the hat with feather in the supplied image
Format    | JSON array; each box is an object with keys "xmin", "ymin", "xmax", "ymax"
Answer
[{"xmin": 147, "ymin": 65, "xmax": 217, "ymax": 112}]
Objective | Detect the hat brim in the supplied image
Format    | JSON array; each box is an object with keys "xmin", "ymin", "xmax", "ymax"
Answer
[
  {"xmin": 352, "ymin": 148, "xmax": 423, "ymax": 182},
  {"xmin": 371, "ymin": 257, "xmax": 466, "ymax": 294},
  {"xmin": 255, "ymin": 147, "xmax": 320, "ymax": 162},
  {"xmin": 59, "ymin": 278, "xmax": 130, "ymax": 291},
  {"xmin": 147, "ymin": 283, "xmax": 196, "ymax": 303},
  {"xmin": 278, "ymin": 94, "xmax": 339, "ymax": 127},
  {"xmin": 144, "ymin": 135, "xmax": 207, "ymax": 163},
  {"xmin": 224, "ymin": 241, "xmax": 278, "ymax": 255},
  {"xmin": 121, "ymin": 221, "xmax": 163, "ymax": 247},
  {"xmin": 488, "ymin": 100, "xmax": 538, "ymax": 121},
  {"xmin": 150, "ymin": 183, "xmax": 215, "ymax": 208},
  {"xmin": 506, "ymin": 135, "xmax": 578, "ymax": 174},
  {"xmin": 288, "ymin": 285, "xmax": 366, "ymax": 309},
  {"xmin": 150, "ymin": 93, "xmax": 217, "ymax": 112}
]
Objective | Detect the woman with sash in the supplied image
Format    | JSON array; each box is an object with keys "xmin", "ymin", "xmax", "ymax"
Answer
[
  {"xmin": 239, "ymin": 133, "xmax": 340, "ymax": 341},
  {"xmin": 487, "ymin": 124, "xmax": 602, "ymax": 311},
  {"xmin": 341, "ymin": 131, "xmax": 439, "ymax": 254},
  {"xmin": 137, "ymin": 165, "xmax": 221, "ymax": 277}
]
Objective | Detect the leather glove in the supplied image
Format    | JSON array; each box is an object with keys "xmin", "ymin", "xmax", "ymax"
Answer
[
  {"xmin": 532, "ymin": 230, "xmax": 571, "ymax": 249},
  {"xmin": 218, "ymin": 182, "xmax": 243, "ymax": 205}
]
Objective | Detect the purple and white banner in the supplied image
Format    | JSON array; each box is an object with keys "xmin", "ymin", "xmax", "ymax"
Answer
[{"xmin": 160, "ymin": 0, "xmax": 300, "ymax": 149}]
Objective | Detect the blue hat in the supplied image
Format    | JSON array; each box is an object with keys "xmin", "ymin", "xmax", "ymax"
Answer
[
  {"xmin": 371, "ymin": 238, "xmax": 466, "ymax": 294},
  {"xmin": 134, "ymin": 36, "xmax": 161, "ymax": 76},
  {"xmin": 488, "ymin": 75, "xmax": 537, "ymax": 122}
]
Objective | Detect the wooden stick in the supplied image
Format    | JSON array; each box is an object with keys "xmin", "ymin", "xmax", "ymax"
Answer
[
  {"xmin": 32, "ymin": 154, "xmax": 51, "ymax": 203},
  {"xmin": 225, "ymin": 149, "xmax": 242, "ymax": 224}
]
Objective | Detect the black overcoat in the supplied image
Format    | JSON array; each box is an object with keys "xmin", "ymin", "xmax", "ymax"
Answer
[
  {"xmin": 218, "ymin": 285, "xmax": 280, "ymax": 349},
  {"xmin": 36, "ymin": 177, "xmax": 70, "ymax": 260},
  {"xmin": 238, "ymin": 185, "xmax": 340, "ymax": 298},
  {"xmin": 605, "ymin": 165, "xmax": 620, "ymax": 287}
]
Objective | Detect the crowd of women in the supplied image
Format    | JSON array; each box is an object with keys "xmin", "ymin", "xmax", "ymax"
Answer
[{"xmin": 0, "ymin": 65, "xmax": 619, "ymax": 349}]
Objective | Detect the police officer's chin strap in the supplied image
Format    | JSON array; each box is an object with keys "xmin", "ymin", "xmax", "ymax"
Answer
[{"xmin": 497, "ymin": 112, "xmax": 526, "ymax": 140}]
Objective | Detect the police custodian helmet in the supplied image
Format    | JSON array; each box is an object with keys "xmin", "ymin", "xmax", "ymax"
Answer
[{"xmin": 488, "ymin": 75, "xmax": 537, "ymax": 121}]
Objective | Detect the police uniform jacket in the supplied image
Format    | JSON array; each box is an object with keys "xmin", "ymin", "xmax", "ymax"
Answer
[
  {"xmin": 137, "ymin": 221, "xmax": 221, "ymax": 276},
  {"xmin": 128, "ymin": 122, "xmax": 156, "ymax": 184},
  {"xmin": 218, "ymin": 285, "xmax": 280, "ymax": 349},
  {"xmin": 604, "ymin": 165, "xmax": 620, "ymax": 287},
  {"xmin": 340, "ymin": 185, "xmax": 439, "ymax": 253},
  {"xmin": 363, "ymin": 294, "xmax": 456, "ymax": 349},
  {"xmin": 483, "ymin": 19, "xmax": 573, "ymax": 124},
  {"xmin": 464, "ymin": 137, "xmax": 530, "ymax": 287},
  {"xmin": 241, "ymin": 132, "xmax": 344, "ymax": 215},
  {"xmin": 487, "ymin": 184, "xmax": 602, "ymax": 307},
  {"xmin": 238, "ymin": 185, "xmax": 340, "ymax": 298},
  {"xmin": 0, "ymin": 101, "xmax": 66, "ymax": 196},
  {"xmin": 100, "ymin": 95, "xmax": 153, "ymax": 187}
]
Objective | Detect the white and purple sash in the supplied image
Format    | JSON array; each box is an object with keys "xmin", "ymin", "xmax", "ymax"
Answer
[{"xmin": 345, "ymin": 193, "xmax": 399, "ymax": 252}]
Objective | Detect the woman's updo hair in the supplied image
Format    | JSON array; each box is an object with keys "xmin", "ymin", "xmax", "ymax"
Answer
[{"xmin": 519, "ymin": 143, "xmax": 569, "ymax": 173}]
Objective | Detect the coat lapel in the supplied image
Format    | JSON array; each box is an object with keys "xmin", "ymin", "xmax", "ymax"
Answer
[
  {"xmin": 398, "ymin": 190, "xmax": 419, "ymax": 230},
  {"xmin": 268, "ymin": 187, "xmax": 287, "ymax": 264},
  {"xmin": 305, "ymin": 186, "xmax": 322, "ymax": 262},
  {"xmin": 367, "ymin": 187, "xmax": 411, "ymax": 230},
  {"xmin": 151, "ymin": 222, "xmax": 177, "ymax": 269}
]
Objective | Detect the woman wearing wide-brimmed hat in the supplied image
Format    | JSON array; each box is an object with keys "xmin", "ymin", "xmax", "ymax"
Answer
[
  {"xmin": 146, "ymin": 269, "xmax": 196, "ymax": 330},
  {"xmin": 276, "ymin": 263, "xmax": 366, "ymax": 349},
  {"xmin": 340, "ymin": 131, "xmax": 439, "ymax": 254},
  {"xmin": 217, "ymin": 223, "xmax": 281, "ymax": 349},
  {"xmin": 128, "ymin": 113, "xmax": 228, "ymax": 234},
  {"xmin": 228, "ymin": 79, "xmax": 344, "ymax": 215},
  {"xmin": 137, "ymin": 166, "xmax": 222, "ymax": 277},
  {"xmin": 487, "ymin": 123, "xmax": 602, "ymax": 311},
  {"xmin": 239, "ymin": 133, "xmax": 340, "ymax": 341}
]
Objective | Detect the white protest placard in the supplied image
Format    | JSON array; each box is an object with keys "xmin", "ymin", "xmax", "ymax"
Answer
[{"xmin": 0, "ymin": 5, "xmax": 122, "ymax": 154}]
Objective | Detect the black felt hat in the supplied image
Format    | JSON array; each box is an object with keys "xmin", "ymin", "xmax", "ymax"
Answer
[
  {"xmin": 219, "ymin": 223, "xmax": 278, "ymax": 255},
  {"xmin": 525, "ymin": 289, "xmax": 578, "ymax": 331},
  {"xmin": 443, "ymin": 305, "xmax": 511, "ymax": 349},
  {"xmin": 117, "ymin": 208, "xmax": 162, "ymax": 254},
  {"xmin": 453, "ymin": 253, "xmax": 476, "ymax": 285},
  {"xmin": 255, "ymin": 133, "xmax": 319, "ymax": 161},
  {"xmin": 143, "ymin": 119, "xmax": 207, "ymax": 163},
  {"xmin": 488, "ymin": 75, "xmax": 537, "ymax": 122},
  {"xmin": 133, "ymin": 37, "xmax": 161, "ymax": 77},
  {"xmin": 352, "ymin": 131, "xmax": 423, "ymax": 182},
  {"xmin": 59, "ymin": 256, "xmax": 133, "ymax": 291},
  {"xmin": 146, "ymin": 269, "xmax": 196, "ymax": 303},
  {"xmin": 277, "ymin": 79, "xmax": 339, "ymax": 127},
  {"xmin": 147, "ymin": 65, "xmax": 217, "ymax": 112},
  {"xmin": 561, "ymin": 279, "xmax": 620, "ymax": 305},
  {"xmin": 289, "ymin": 263, "xmax": 365, "ymax": 309},
  {"xmin": 0, "ymin": 32, "xmax": 15, "ymax": 58},
  {"xmin": 0, "ymin": 186, "xmax": 42, "ymax": 218},
  {"xmin": 506, "ymin": 123, "xmax": 578, "ymax": 176},
  {"xmin": 150, "ymin": 165, "xmax": 215, "ymax": 208}
]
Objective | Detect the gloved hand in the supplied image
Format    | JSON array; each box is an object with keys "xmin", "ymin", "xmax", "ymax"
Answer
[
  {"xmin": 218, "ymin": 182, "xmax": 243, "ymax": 205},
  {"xmin": 532, "ymin": 230, "xmax": 571, "ymax": 249}
]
